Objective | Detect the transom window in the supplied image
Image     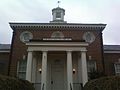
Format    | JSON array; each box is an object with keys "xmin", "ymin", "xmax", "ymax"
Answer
[
  {"xmin": 114, "ymin": 63, "xmax": 120, "ymax": 75},
  {"xmin": 17, "ymin": 60, "xmax": 27, "ymax": 80}
]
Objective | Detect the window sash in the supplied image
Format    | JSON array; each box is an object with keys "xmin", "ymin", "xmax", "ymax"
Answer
[
  {"xmin": 17, "ymin": 60, "xmax": 27, "ymax": 79},
  {"xmin": 114, "ymin": 63, "xmax": 120, "ymax": 75},
  {"xmin": 87, "ymin": 60, "xmax": 96, "ymax": 72}
]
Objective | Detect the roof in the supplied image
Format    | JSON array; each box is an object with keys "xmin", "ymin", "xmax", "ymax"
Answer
[
  {"xmin": 9, "ymin": 22, "xmax": 106, "ymax": 26},
  {"xmin": 104, "ymin": 45, "xmax": 120, "ymax": 51},
  {"xmin": 0, "ymin": 44, "xmax": 11, "ymax": 50},
  {"xmin": 9, "ymin": 23, "xmax": 106, "ymax": 31},
  {"xmin": 52, "ymin": 7, "xmax": 65, "ymax": 11}
]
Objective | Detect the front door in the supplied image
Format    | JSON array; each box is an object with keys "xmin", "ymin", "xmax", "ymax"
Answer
[{"xmin": 51, "ymin": 59, "xmax": 65, "ymax": 90}]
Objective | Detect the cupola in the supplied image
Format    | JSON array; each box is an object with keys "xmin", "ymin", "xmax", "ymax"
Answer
[{"xmin": 50, "ymin": 6, "xmax": 67, "ymax": 23}]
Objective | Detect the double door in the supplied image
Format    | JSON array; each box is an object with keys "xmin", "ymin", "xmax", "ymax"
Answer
[{"xmin": 50, "ymin": 59, "xmax": 65, "ymax": 90}]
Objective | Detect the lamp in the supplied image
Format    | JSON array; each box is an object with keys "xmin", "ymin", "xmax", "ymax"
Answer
[
  {"xmin": 89, "ymin": 56, "xmax": 92, "ymax": 60},
  {"xmin": 73, "ymin": 68, "xmax": 76, "ymax": 74},
  {"xmin": 38, "ymin": 68, "xmax": 42, "ymax": 73}
]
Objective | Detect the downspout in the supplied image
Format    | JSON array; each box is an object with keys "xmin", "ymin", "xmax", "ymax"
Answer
[{"xmin": 100, "ymin": 32, "xmax": 105, "ymax": 74}]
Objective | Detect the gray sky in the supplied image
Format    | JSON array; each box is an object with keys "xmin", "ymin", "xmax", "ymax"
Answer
[{"xmin": 0, "ymin": 0, "xmax": 120, "ymax": 45}]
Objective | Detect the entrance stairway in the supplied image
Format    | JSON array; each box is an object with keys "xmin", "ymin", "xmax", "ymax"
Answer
[{"xmin": 33, "ymin": 83, "xmax": 83, "ymax": 90}]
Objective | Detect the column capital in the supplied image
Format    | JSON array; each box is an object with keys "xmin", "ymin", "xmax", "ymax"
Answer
[
  {"xmin": 27, "ymin": 50, "xmax": 33, "ymax": 52},
  {"xmin": 41, "ymin": 50, "xmax": 48, "ymax": 52},
  {"xmin": 66, "ymin": 50, "xmax": 72, "ymax": 52},
  {"xmin": 80, "ymin": 49, "xmax": 87, "ymax": 52}
]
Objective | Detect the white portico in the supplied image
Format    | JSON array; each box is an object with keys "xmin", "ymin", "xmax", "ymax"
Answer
[{"xmin": 26, "ymin": 40, "xmax": 88, "ymax": 90}]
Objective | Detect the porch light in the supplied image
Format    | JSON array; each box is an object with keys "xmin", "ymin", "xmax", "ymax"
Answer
[
  {"xmin": 38, "ymin": 68, "xmax": 42, "ymax": 73},
  {"xmin": 73, "ymin": 68, "xmax": 76, "ymax": 74}
]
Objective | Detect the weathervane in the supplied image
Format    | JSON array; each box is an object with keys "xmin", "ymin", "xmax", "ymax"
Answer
[{"xmin": 57, "ymin": 1, "xmax": 60, "ymax": 7}]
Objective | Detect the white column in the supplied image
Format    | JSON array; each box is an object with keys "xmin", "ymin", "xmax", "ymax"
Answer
[
  {"xmin": 32, "ymin": 56, "xmax": 37, "ymax": 83},
  {"xmin": 41, "ymin": 51, "xmax": 47, "ymax": 90},
  {"xmin": 78, "ymin": 53, "xmax": 82, "ymax": 84},
  {"xmin": 67, "ymin": 51, "xmax": 73, "ymax": 90},
  {"xmin": 81, "ymin": 51, "xmax": 88, "ymax": 86},
  {"xmin": 26, "ymin": 51, "xmax": 33, "ymax": 82}
]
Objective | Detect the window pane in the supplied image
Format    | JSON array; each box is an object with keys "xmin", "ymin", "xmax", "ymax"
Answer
[
  {"xmin": 87, "ymin": 61, "xmax": 96, "ymax": 72},
  {"xmin": 115, "ymin": 63, "xmax": 120, "ymax": 75},
  {"xmin": 56, "ymin": 12, "xmax": 61, "ymax": 18},
  {"xmin": 18, "ymin": 72, "xmax": 26, "ymax": 80},
  {"xmin": 18, "ymin": 60, "xmax": 27, "ymax": 79},
  {"xmin": 0, "ymin": 63, "xmax": 5, "ymax": 74}
]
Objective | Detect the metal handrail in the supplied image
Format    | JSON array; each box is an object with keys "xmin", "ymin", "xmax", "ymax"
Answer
[
  {"xmin": 70, "ymin": 83, "xmax": 72, "ymax": 90},
  {"xmin": 73, "ymin": 83, "xmax": 83, "ymax": 90},
  {"xmin": 32, "ymin": 83, "xmax": 41, "ymax": 90},
  {"xmin": 42, "ymin": 83, "xmax": 44, "ymax": 90}
]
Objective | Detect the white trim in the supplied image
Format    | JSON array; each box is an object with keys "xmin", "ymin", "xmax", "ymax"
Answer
[
  {"xmin": 43, "ymin": 38, "xmax": 72, "ymax": 41},
  {"xmin": 26, "ymin": 42, "xmax": 88, "ymax": 51},
  {"xmin": 0, "ymin": 50, "xmax": 10, "ymax": 53},
  {"xmin": 114, "ymin": 63, "xmax": 120, "ymax": 75},
  {"xmin": 26, "ymin": 42, "xmax": 88, "ymax": 46},
  {"xmin": 104, "ymin": 51, "xmax": 120, "ymax": 53},
  {"xmin": 27, "ymin": 46, "xmax": 87, "ymax": 52}
]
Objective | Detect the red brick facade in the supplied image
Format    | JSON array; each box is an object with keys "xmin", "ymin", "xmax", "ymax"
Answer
[
  {"xmin": 9, "ymin": 23, "xmax": 105, "ymax": 77},
  {"xmin": 0, "ymin": 44, "xmax": 10, "ymax": 75},
  {"xmin": 104, "ymin": 53, "xmax": 120, "ymax": 75}
]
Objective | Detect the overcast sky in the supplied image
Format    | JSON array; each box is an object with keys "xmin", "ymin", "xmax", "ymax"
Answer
[{"xmin": 0, "ymin": 0, "xmax": 120, "ymax": 45}]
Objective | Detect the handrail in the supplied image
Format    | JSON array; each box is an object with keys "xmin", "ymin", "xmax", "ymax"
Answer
[
  {"xmin": 73, "ymin": 83, "xmax": 83, "ymax": 90},
  {"xmin": 80, "ymin": 83, "xmax": 83, "ymax": 89},
  {"xmin": 70, "ymin": 83, "xmax": 72, "ymax": 90},
  {"xmin": 42, "ymin": 83, "xmax": 44, "ymax": 90}
]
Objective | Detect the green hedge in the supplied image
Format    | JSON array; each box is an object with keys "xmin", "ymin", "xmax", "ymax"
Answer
[
  {"xmin": 83, "ymin": 76, "xmax": 120, "ymax": 90},
  {"xmin": 0, "ymin": 75, "xmax": 35, "ymax": 90}
]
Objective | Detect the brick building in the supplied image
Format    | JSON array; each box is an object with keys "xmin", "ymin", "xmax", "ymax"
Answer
[
  {"xmin": 0, "ymin": 6, "xmax": 120, "ymax": 90},
  {"xmin": 0, "ymin": 44, "xmax": 10, "ymax": 75}
]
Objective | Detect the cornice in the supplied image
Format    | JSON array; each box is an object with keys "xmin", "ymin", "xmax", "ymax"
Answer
[
  {"xmin": 104, "ymin": 50, "xmax": 120, "ymax": 53},
  {"xmin": 9, "ymin": 23, "xmax": 106, "ymax": 31}
]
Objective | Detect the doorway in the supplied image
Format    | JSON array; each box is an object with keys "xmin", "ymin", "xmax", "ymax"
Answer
[{"xmin": 51, "ymin": 59, "xmax": 65, "ymax": 90}]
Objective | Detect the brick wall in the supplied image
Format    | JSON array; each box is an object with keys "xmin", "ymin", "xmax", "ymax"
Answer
[
  {"xmin": 104, "ymin": 53, "xmax": 120, "ymax": 75},
  {"xmin": 0, "ymin": 52, "xmax": 9, "ymax": 75},
  {"xmin": 9, "ymin": 27, "xmax": 104, "ymax": 76}
]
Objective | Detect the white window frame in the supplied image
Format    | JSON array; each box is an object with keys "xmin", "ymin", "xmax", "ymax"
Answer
[
  {"xmin": 114, "ymin": 63, "xmax": 120, "ymax": 75},
  {"xmin": 17, "ymin": 60, "xmax": 27, "ymax": 80},
  {"xmin": 87, "ymin": 60, "xmax": 97, "ymax": 73}
]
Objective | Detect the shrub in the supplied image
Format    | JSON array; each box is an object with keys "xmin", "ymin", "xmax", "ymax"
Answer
[
  {"xmin": 83, "ymin": 76, "xmax": 120, "ymax": 90},
  {"xmin": 88, "ymin": 70, "xmax": 105, "ymax": 80},
  {"xmin": 0, "ymin": 75, "xmax": 35, "ymax": 90}
]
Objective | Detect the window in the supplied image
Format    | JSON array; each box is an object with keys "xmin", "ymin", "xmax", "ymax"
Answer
[
  {"xmin": 20, "ymin": 31, "xmax": 33, "ymax": 43},
  {"xmin": 56, "ymin": 12, "xmax": 61, "ymax": 18},
  {"xmin": 51, "ymin": 31, "xmax": 64, "ymax": 39},
  {"xmin": 87, "ymin": 60, "xmax": 96, "ymax": 72},
  {"xmin": 114, "ymin": 63, "xmax": 120, "ymax": 75},
  {"xmin": 0, "ymin": 62, "xmax": 5, "ymax": 74},
  {"xmin": 17, "ymin": 60, "xmax": 27, "ymax": 80},
  {"xmin": 83, "ymin": 32, "xmax": 95, "ymax": 43}
]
